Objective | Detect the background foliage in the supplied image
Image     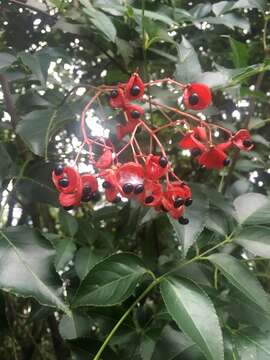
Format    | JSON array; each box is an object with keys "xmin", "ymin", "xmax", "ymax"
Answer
[{"xmin": 1, "ymin": 0, "xmax": 270, "ymax": 359}]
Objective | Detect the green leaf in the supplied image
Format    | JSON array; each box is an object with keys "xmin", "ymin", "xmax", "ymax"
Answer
[
  {"xmin": 0, "ymin": 142, "xmax": 14, "ymax": 186},
  {"xmin": 234, "ymin": 192, "xmax": 270, "ymax": 225},
  {"xmin": 235, "ymin": 327, "xmax": 270, "ymax": 359},
  {"xmin": 54, "ymin": 238, "xmax": 77, "ymax": 272},
  {"xmin": 204, "ymin": 14, "xmax": 250, "ymax": 32},
  {"xmin": 16, "ymin": 107, "xmax": 74, "ymax": 156},
  {"xmin": 0, "ymin": 227, "xmax": 70, "ymax": 315},
  {"xmin": 73, "ymin": 253, "xmax": 148, "ymax": 307},
  {"xmin": 16, "ymin": 161, "xmax": 58, "ymax": 206},
  {"xmin": 206, "ymin": 209, "xmax": 230, "ymax": 236},
  {"xmin": 228, "ymin": 37, "xmax": 249, "ymax": 68},
  {"xmin": 169, "ymin": 186, "xmax": 209, "ymax": 257},
  {"xmin": 160, "ymin": 276, "xmax": 224, "ymax": 360},
  {"xmin": 174, "ymin": 36, "xmax": 202, "ymax": 83},
  {"xmin": 81, "ymin": 2, "xmax": 117, "ymax": 42},
  {"xmin": 59, "ymin": 311, "xmax": 91, "ymax": 340},
  {"xmin": 75, "ymin": 246, "xmax": 105, "ymax": 280},
  {"xmin": 150, "ymin": 325, "xmax": 194, "ymax": 360},
  {"xmin": 59, "ymin": 210, "xmax": 78, "ymax": 237},
  {"xmin": 0, "ymin": 53, "xmax": 16, "ymax": 72},
  {"xmin": 208, "ymin": 253, "xmax": 270, "ymax": 313},
  {"xmin": 234, "ymin": 226, "xmax": 270, "ymax": 257}
]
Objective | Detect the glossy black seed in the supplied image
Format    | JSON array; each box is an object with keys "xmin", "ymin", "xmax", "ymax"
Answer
[
  {"xmin": 130, "ymin": 85, "xmax": 140, "ymax": 96},
  {"xmin": 191, "ymin": 148, "xmax": 202, "ymax": 157},
  {"xmin": 111, "ymin": 90, "xmax": 118, "ymax": 98},
  {"xmin": 122, "ymin": 183, "xmax": 134, "ymax": 194},
  {"xmin": 112, "ymin": 196, "xmax": 121, "ymax": 204},
  {"xmin": 159, "ymin": 156, "xmax": 168, "ymax": 168},
  {"xmin": 185, "ymin": 198, "xmax": 193, "ymax": 207},
  {"xmin": 81, "ymin": 194, "xmax": 92, "ymax": 202},
  {"xmin": 188, "ymin": 93, "xmax": 199, "ymax": 106},
  {"xmin": 134, "ymin": 184, "xmax": 144, "ymax": 194},
  {"xmin": 160, "ymin": 205, "xmax": 169, "ymax": 212},
  {"xmin": 174, "ymin": 197, "xmax": 185, "ymax": 208},
  {"xmin": 54, "ymin": 164, "xmax": 64, "ymax": 176},
  {"xmin": 63, "ymin": 205, "xmax": 74, "ymax": 211},
  {"xmin": 243, "ymin": 139, "xmax": 253, "ymax": 147},
  {"xmin": 223, "ymin": 159, "xmax": 230, "ymax": 166},
  {"xmin": 178, "ymin": 217, "xmax": 189, "ymax": 225},
  {"xmin": 83, "ymin": 186, "xmax": 92, "ymax": 195},
  {"xmin": 145, "ymin": 195, "xmax": 154, "ymax": 204},
  {"xmin": 102, "ymin": 181, "xmax": 112, "ymax": 189},
  {"xmin": 58, "ymin": 177, "xmax": 69, "ymax": 188},
  {"xmin": 199, "ymin": 165, "xmax": 206, "ymax": 171},
  {"xmin": 131, "ymin": 110, "xmax": 141, "ymax": 119},
  {"xmin": 90, "ymin": 191, "xmax": 101, "ymax": 202}
]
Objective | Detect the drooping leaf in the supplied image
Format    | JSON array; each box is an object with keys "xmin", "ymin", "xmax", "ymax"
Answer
[
  {"xmin": 73, "ymin": 253, "xmax": 149, "ymax": 307},
  {"xmin": 169, "ymin": 186, "xmax": 209, "ymax": 257},
  {"xmin": 80, "ymin": 1, "xmax": 117, "ymax": 42},
  {"xmin": 160, "ymin": 276, "xmax": 224, "ymax": 360},
  {"xmin": 234, "ymin": 192, "xmax": 270, "ymax": 225},
  {"xmin": 0, "ymin": 227, "xmax": 70, "ymax": 315},
  {"xmin": 0, "ymin": 53, "xmax": 16, "ymax": 72},
  {"xmin": 208, "ymin": 253, "xmax": 270, "ymax": 313},
  {"xmin": 174, "ymin": 36, "xmax": 202, "ymax": 83},
  {"xmin": 150, "ymin": 325, "xmax": 194, "ymax": 360},
  {"xmin": 234, "ymin": 226, "xmax": 270, "ymax": 257},
  {"xmin": 59, "ymin": 210, "xmax": 78, "ymax": 237},
  {"xmin": 59, "ymin": 311, "xmax": 91, "ymax": 340},
  {"xmin": 54, "ymin": 238, "xmax": 77, "ymax": 272},
  {"xmin": 75, "ymin": 246, "xmax": 106, "ymax": 280}
]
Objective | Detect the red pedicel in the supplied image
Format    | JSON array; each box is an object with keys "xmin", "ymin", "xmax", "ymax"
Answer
[
  {"xmin": 183, "ymin": 83, "xmax": 212, "ymax": 110},
  {"xmin": 232, "ymin": 129, "xmax": 254, "ymax": 151},
  {"xmin": 125, "ymin": 73, "xmax": 145, "ymax": 101}
]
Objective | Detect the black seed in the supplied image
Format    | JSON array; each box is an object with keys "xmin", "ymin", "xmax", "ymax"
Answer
[
  {"xmin": 122, "ymin": 183, "xmax": 134, "ymax": 194},
  {"xmin": 243, "ymin": 139, "xmax": 253, "ymax": 147},
  {"xmin": 145, "ymin": 195, "xmax": 154, "ymax": 204},
  {"xmin": 63, "ymin": 205, "xmax": 74, "ymax": 211},
  {"xmin": 191, "ymin": 148, "xmax": 202, "ymax": 157},
  {"xmin": 188, "ymin": 93, "xmax": 199, "ymax": 106},
  {"xmin": 134, "ymin": 184, "xmax": 144, "ymax": 194},
  {"xmin": 54, "ymin": 164, "xmax": 64, "ymax": 176},
  {"xmin": 131, "ymin": 110, "xmax": 141, "ymax": 119},
  {"xmin": 102, "ymin": 181, "xmax": 112, "ymax": 189},
  {"xmin": 185, "ymin": 198, "xmax": 193, "ymax": 207},
  {"xmin": 178, "ymin": 217, "xmax": 189, "ymax": 225},
  {"xmin": 159, "ymin": 156, "xmax": 168, "ymax": 168},
  {"xmin": 81, "ymin": 194, "xmax": 92, "ymax": 202},
  {"xmin": 90, "ymin": 191, "xmax": 101, "ymax": 202},
  {"xmin": 130, "ymin": 85, "xmax": 140, "ymax": 96},
  {"xmin": 199, "ymin": 165, "xmax": 206, "ymax": 171},
  {"xmin": 223, "ymin": 159, "xmax": 230, "ymax": 166},
  {"xmin": 111, "ymin": 90, "xmax": 118, "ymax": 98},
  {"xmin": 161, "ymin": 205, "xmax": 169, "ymax": 212},
  {"xmin": 112, "ymin": 196, "xmax": 121, "ymax": 203},
  {"xmin": 58, "ymin": 177, "xmax": 69, "ymax": 188},
  {"xmin": 83, "ymin": 185, "xmax": 92, "ymax": 196},
  {"xmin": 174, "ymin": 197, "xmax": 184, "ymax": 208}
]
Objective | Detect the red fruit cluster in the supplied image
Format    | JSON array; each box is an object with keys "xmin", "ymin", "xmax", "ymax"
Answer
[
  {"xmin": 109, "ymin": 73, "xmax": 145, "ymax": 140},
  {"xmin": 179, "ymin": 126, "xmax": 253, "ymax": 169},
  {"xmin": 52, "ymin": 165, "xmax": 100, "ymax": 210},
  {"xmin": 52, "ymin": 73, "xmax": 253, "ymax": 225}
]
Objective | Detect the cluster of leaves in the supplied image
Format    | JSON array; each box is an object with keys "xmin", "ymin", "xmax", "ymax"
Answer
[{"xmin": 1, "ymin": 0, "xmax": 270, "ymax": 359}]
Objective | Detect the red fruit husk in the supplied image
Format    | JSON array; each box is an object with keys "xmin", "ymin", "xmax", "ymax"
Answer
[
  {"xmin": 145, "ymin": 154, "xmax": 168, "ymax": 180},
  {"xmin": 95, "ymin": 149, "xmax": 113, "ymax": 169},
  {"xmin": 183, "ymin": 83, "xmax": 212, "ymax": 110},
  {"xmin": 125, "ymin": 73, "xmax": 145, "ymax": 101},
  {"xmin": 198, "ymin": 147, "xmax": 227, "ymax": 169},
  {"xmin": 232, "ymin": 129, "xmax": 254, "ymax": 150}
]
